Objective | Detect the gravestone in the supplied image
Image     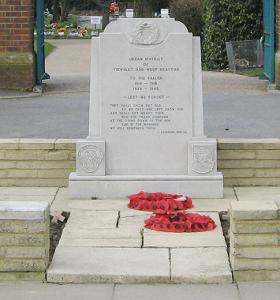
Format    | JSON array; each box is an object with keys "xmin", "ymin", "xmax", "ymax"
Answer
[
  {"xmin": 69, "ymin": 18, "xmax": 223, "ymax": 199},
  {"xmin": 125, "ymin": 9, "xmax": 134, "ymax": 18},
  {"xmin": 160, "ymin": 9, "xmax": 169, "ymax": 18},
  {"xmin": 78, "ymin": 16, "xmax": 102, "ymax": 30}
]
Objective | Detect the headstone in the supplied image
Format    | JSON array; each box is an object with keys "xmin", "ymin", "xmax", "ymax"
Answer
[
  {"xmin": 160, "ymin": 9, "xmax": 169, "ymax": 18},
  {"xmin": 126, "ymin": 9, "xmax": 134, "ymax": 18},
  {"xmin": 78, "ymin": 16, "xmax": 92, "ymax": 28},
  {"xmin": 69, "ymin": 18, "xmax": 223, "ymax": 199},
  {"xmin": 78, "ymin": 16, "xmax": 103, "ymax": 30},
  {"xmin": 91, "ymin": 16, "xmax": 103, "ymax": 25}
]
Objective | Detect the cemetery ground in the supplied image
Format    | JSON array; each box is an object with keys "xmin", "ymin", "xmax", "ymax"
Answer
[
  {"xmin": 0, "ymin": 39, "xmax": 280, "ymax": 138},
  {"xmin": 1, "ymin": 39, "xmax": 280, "ymax": 298}
]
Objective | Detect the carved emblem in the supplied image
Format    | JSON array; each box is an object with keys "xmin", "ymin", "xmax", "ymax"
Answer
[
  {"xmin": 192, "ymin": 145, "xmax": 215, "ymax": 174},
  {"xmin": 78, "ymin": 145, "xmax": 104, "ymax": 173},
  {"xmin": 131, "ymin": 22, "xmax": 160, "ymax": 45}
]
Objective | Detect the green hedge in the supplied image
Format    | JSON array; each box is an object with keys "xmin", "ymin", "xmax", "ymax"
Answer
[{"xmin": 202, "ymin": 0, "xmax": 262, "ymax": 70}]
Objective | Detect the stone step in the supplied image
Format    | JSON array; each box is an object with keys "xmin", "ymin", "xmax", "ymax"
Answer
[
  {"xmin": 47, "ymin": 245, "xmax": 232, "ymax": 284},
  {"xmin": 47, "ymin": 247, "xmax": 170, "ymax": 284}
]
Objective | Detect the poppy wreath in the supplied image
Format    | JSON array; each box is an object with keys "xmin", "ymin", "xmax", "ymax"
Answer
[
  {"xmin": 144, "ymin": 212, "xmax": 217, "ymax": 233},
  {"xmin": 128, "ymin": 191, "xmax": 193, "ymax": 214},
  {"xmin": 128, "ymin": 191, "xmax": 217, "ymax": 233}
]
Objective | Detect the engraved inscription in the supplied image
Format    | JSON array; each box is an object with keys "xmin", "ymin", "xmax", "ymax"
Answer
[
  {"xmin": 131, "ymin": 22, "xmax": 160, "ymax": 45},
  {"xmin": 107, "ymin": 54, "xmax": 187, "ymax": 135},
  {"xmin": 109, "ymin": 103, "xmax": 186, "ymax": 133},
  {"xmin": 78, "ymin": 145, "xmax": 104, "ymax": 173},
  {"xmin": 192, "ymin": 145, "xmax": 215, "ymax": 174}
]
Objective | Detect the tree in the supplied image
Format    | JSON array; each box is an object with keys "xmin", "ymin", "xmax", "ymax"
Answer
[
  {"xmin": 149, "ymin": 0, "xmax": 169, "ymax": 13},
  {"xmin": 52, "ymin": 0, "xmax": 60, "ymax": 22},
  {"xmin": 169, "ymin": 0, "xmax": 202, "ymax": 35},
  {"xmin": 46, "ymin": 0, "xmax": 102, "ymax": 22}
]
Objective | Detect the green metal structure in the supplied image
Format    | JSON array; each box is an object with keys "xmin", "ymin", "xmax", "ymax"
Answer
[
  {"xmin": 35, "ymin": 0, "xmax": 50, "ymax": 85},
  {"xmin": 262, "ymin": 0, "xmax": 275, "ymax": 82}
]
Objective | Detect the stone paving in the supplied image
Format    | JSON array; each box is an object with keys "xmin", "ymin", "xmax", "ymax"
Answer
[
  {"xmin": 46, "ymin": 187, "xmax": 236, "ymax": 284},
  {"xmin": 2, "ymin": 282, "xmax": 280, "ymax": 300},
  {"xmin": 2, "ymin": 186, "xmax": 280, "ymax": 284}
]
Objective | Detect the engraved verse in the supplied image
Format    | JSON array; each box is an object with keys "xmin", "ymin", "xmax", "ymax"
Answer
[{"xmin": 108, "ymin": 55, "xmax": 187, "ymax": 134}]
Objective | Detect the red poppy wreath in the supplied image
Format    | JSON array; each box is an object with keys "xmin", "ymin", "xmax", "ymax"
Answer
[
  {"xmin": 128, "ymin": 191, "xmax": 193, "ymax": 213},
  {"xmin": 128, "ymin": 191, "xmax": 216, "ymax": 233}
]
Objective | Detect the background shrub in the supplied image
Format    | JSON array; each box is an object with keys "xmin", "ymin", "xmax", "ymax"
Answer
[
  {"xmin": 169, "ymin": 0, "xmax": 202, "ymax": 36},
  {"xmin": 202, "ymin": 0, "xmax": 262, "ymax": 70}
]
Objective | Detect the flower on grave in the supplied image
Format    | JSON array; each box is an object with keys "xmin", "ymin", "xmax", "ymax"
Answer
[
  {"xmin": 58, "ymin": 27, "xmax": 66, "ymax": 33},
  {"xmin": 128, "ymin": 191, "xmax": 216, "ymax": 233},
  {"xmin": 128, "ymin": 191, "xmax": 193, "ymax": 214},
  {"xmin": 144, "ymin": 212, "xmax": 216, "ymax": 233},
  {"xmin": 78, "ymin": 27, "xmax": 88, "ymax": 37}
]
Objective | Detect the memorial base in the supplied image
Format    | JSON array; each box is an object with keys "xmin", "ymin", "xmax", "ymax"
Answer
[{"xmin": 68, "ymin": 173, "xmax": 224, "ymax": 199}]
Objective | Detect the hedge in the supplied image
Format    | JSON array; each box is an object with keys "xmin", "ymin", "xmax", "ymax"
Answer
[
  {"xmin": 202, "ymin": 0, "xmax": 262, "ymax": 70},
  {"xmin": 169, "ymin": 0, "xmax": 202, "ymax": 36}
]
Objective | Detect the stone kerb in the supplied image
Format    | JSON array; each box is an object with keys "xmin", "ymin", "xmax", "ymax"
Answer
[
  {"xmin": 0, "ymin": 201, "xmax": 50, "ymax": 281},
  {"xmin": 230, "ymin": 200, "xmax": 280, "ymax": 281}
]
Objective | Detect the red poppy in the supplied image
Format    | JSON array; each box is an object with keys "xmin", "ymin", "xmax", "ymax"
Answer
[
  {"xmin": 128, "ymin": 191, "xmax": 193, "ymax": 214},
  {"xmin": 144, "ymin": 212, "xmax": 216, "ymax": 233},
  {"xmin": 154, "ymin": 200, "xmax": 169, "ymax": 214},
  {"xmin": 184, "ymin": 197, "xmax": 194, "ymax": 209}
]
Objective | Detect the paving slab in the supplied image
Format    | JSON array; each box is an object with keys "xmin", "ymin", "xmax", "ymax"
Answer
[
  {"xmin": 59, "ymin": 237, "xmax": 141, "ymax": 247},
  {"xmin": 47, "ymin": 247, "xmax": 170, "ymax": 283},
  {"xmin": 61, "ymin": 227, "xmax": 142, "ymax": 239},
  {"xmin": 0, "ymin": 282, "xmax": 242, "ymax": 300},
  {"xmin": 234, "ymin": 187, "xmax": 280, "ymax": 201},
  {"xmin": 0, "ymin": 195, "xmax": 55, "ymax": 204},
  {"xmin": 143, "ymin": 213, "xmax": 226, "ymax": 248},
  {"xmin": 119, "ymin": 214, "xmax": 149, "ymax": 229},
  {"xmin": 238, "ymin": 282, "xmax": 280, "ymax": 300},
  {"xmin": 0, "ymin": 282, "xmax": 114, "ymax": 300},
  {"xmin": 50, "ymin": 188, "xmax": 70, "ymax": 212},
  {"xmin": 0, "ymin": 187, "xmax": 58, "ymax": 196},
  {"xmin": 120, "ymin": 209, "xmax": 153, "ymax": 217},
  {"xmin": 190, "ymin": 188, "xmax": 236, "ymax": 212},
  {"xmin": 171, "ymin": 247, "xmax": 232, "ymax": 284},
  {"xmin": 190, "ymin": 198, "xmax": 235, "ymax": 212},
  {"xmin": 112, "ymin": 284, "xmax": 239, "ymax": 300},
  {"xmin": 69, "ymin": 199, "xmax": 128, "ymax": 211},
  {"xmin": 194, "ymin": 187, "xmax": 236, "ymax": 201},
  {"xmin": 66, "ymin": 210, "xmax": 119, "ymax": 228},
  {"xmin": 144, "ymin": 230, "xmax": 225, "ymax": 248}
]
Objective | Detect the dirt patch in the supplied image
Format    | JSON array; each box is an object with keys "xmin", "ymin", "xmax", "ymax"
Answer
[{"xmin": 49, "ymin": 212, "xmax": 70, "ymax": 264}]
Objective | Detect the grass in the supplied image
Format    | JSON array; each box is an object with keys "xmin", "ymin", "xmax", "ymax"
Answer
[
  {"xmin": 34, "ymin": 40, "xmax": 56, "ymax": 57},
  {"xmin": 44, "ymin": 41, "xmax": 56, "ymax": 57},
  {"xmin": 236, "ymin": 68, "xmax": 263, "ymax": 77}
]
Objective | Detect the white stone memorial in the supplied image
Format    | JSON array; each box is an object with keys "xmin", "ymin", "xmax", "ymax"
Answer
[{"xmin": 69, "ymin": 18, "xmax": 223, "ymax": 199}]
